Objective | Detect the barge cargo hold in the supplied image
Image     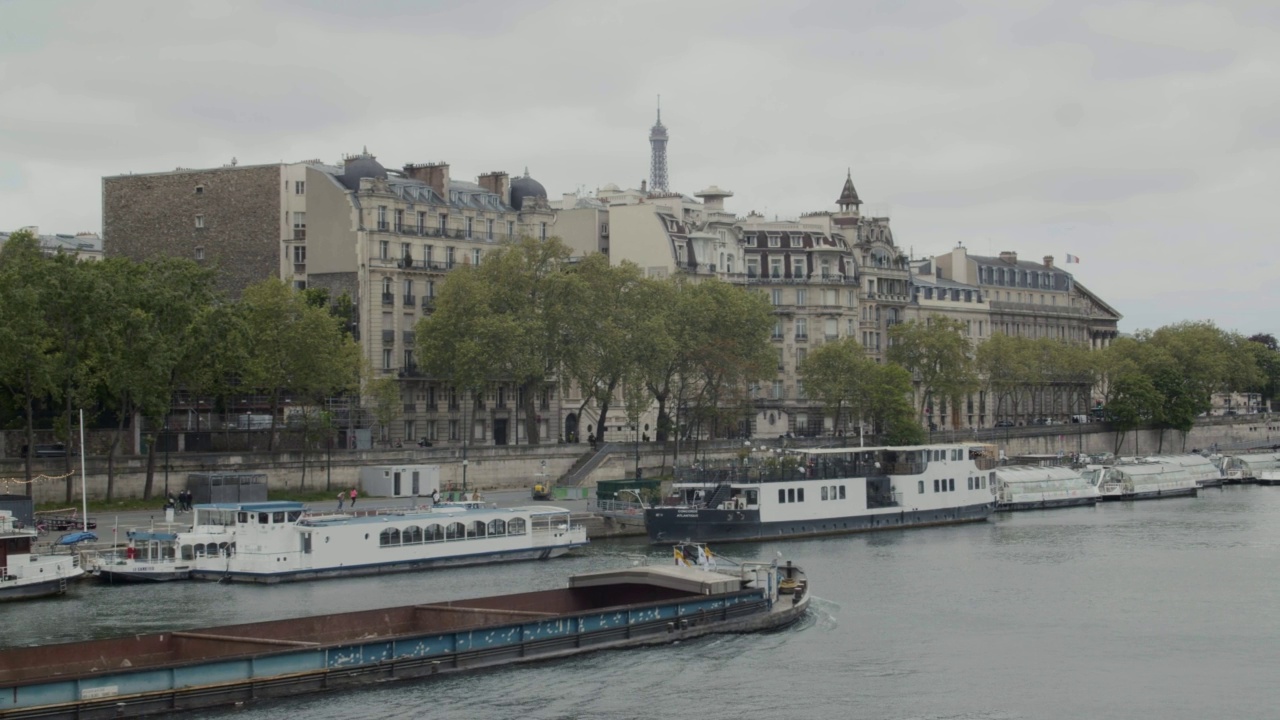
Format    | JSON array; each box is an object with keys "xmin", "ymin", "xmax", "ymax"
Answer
[{"xmin": 0, "ymin": 557, "xmax": 809, "ymax": 719}]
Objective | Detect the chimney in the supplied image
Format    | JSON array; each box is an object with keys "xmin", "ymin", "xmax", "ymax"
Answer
[
  {"xmin": 403, "ymin": 162, "xmax": 450, "ymax": 200},
  {"xmin": 477, "ymin": 171, "xmax": 510, "ymax": 204},
  {"xmin": 1043, "ymin": 255, "xmax": 1054, "ymax": 268},
  {"xmin": 640, "ymin": 179, "xmax": 648, "ymax": 194},
  {"xmin": 998, "ymin": 251, "xmax": 1018, "ymax": 264}
]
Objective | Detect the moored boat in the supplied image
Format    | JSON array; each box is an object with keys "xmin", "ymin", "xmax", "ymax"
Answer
[
  {"xmin": 1142, "ymin": 454, "xmax": 1224, "ymax": 488},
  {"xmin": 994, "ymin": 465, "xmax": 1099, "ymax": 511},
  {"xmin": 168, "ymin": 500, "xmax": 588, "ymax": 583},
  {"xmin": 1257, "ymin": 470, "xmax": 1280, "ymax": 486},
  {"xmin": 0, "ymin": 511, "xmax": 86, "ymax": 601},
  {"xmin": 645, "ymin": 443, "xmax": 997, "ymax": 544},
  {"xmin": 83, "ymin": 526, "xmax": 191, "ymax": 583},
  {"xmin": 1219, "ymin": 452, "xmax": 1280, "ymax": 484},
  {"xmin": 0, "ymin": 548, "xmax": 809, "ymax": 719},
  {"xmin": 1084, "ymin": 459, "xmax": 1200, "ymax": 501}
]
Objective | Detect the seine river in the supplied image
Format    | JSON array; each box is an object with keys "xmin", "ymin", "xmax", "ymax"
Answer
[{"xmin": 5, "ymin": 486, "xmax": 1279, "ymax": 720}]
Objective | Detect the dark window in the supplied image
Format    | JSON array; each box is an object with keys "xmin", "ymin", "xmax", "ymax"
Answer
[
  {"xmin": 273, "ymin": 512, "xmax": 285, "ymax": 523},
  {"xmin": 778, "ymin": 489, "xmax": 786, "ymax": 503},
  {"xmin": 787, "ymin": 488, "xmax": 795, "ymax": 503},
  {"xmin": 949, "ymin": 478, "xmax": 955, "ymax": 492},
  {"xmin": 797, "ymin": 488, "xmax": 805, "ymax": 502},
  {"xmin": 839, "ymin": 486, "xmax": 847, "ymax": 499},
  {"xmin": 821, "ymin": 487, "xmax": 829, "ymax": 501},
  {"xmin": 918, "ymin": 480, "xmax": 925, "ymax": 494},
  {"xmin": 933, "ymin": 479, "xmax": 940, "ymax": 493}
]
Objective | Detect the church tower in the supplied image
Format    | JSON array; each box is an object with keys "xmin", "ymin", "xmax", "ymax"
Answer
[{"xmin": 649, "ymin": 97, "xmax": 669, "ymax": 193}]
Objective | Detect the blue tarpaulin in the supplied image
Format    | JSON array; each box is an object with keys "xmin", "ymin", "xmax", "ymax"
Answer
[{"xmin": 56, "ymin": 531, "xmax": 98, "ymax": 545}]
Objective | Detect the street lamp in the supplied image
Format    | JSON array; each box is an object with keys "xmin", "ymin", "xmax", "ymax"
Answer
[{"xmin": 633, "ymin": 423, "xmax": 641, "ymax": 479}]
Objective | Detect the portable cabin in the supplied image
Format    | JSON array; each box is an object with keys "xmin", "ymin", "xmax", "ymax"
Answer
[{"xmin": 359, "ymin": 465, "xmax": 441, "ymax": 498}]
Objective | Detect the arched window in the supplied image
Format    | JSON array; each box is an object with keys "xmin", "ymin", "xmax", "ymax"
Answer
[
  {"xmin": 181, "ymin": 544, "xmax": 194, "ymax": 560},
  {"xmin": 469, "ymin": 521, "xmax": 487, "ymax": 538},
  {"xmin": 446, "ymin": 522, "xmax": 465, "ymax": 540},
  {"xmin": 403, "ymin": 525, "xmax": 423, "ymax": 545},
  {"xmin": 487, "ymin": 518, "xmax": 507, "ymax": 536},
  {"xmin": 424, "ymin": 524, "xmax": 444, "ymax": 542},
  {"xmin": 380, "ymin": 528, "xmax": 400, "ymax": 547},
  {"xmin": 507, "ymin": 518, "xmax": 527, "ymax": 535},
  {"xmin": 205, "ymin": 543, "xmax": 218, "ymax": 557}
]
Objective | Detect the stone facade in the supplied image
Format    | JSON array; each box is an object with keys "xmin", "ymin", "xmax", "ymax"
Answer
[{"xmin": 103, "ymin": 164, "xmax": 283, "ymax": 296}]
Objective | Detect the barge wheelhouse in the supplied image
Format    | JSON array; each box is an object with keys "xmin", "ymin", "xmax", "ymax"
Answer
[{"xmin": 645, "ymin": 443, "xmax": 997, "ymax": 544}]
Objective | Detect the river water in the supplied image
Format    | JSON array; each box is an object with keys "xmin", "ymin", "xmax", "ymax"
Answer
[{"xmin": 4, "ymin": 486, "xmax": 1279, "ymax": 720}]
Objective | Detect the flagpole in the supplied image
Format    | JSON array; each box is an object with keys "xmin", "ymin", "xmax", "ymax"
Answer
[{"xmin": 79, "ymin": 409, "xmax": 88, "ymax": 532}]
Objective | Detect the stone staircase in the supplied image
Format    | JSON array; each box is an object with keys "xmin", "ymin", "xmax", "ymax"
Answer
[{"xmin": 558, "ymin": 443, "xmax": 619, "ymax": 486}]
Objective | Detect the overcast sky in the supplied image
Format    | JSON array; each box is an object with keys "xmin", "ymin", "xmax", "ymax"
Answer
[{"xmin": 2, "ymin": 0, "xmax": 1276, "ymax": 336}]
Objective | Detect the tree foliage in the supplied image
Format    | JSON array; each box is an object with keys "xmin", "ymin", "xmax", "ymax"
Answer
[{"xmin": 887, "ymin": 315, "xmax": 978, "ymax": 425}]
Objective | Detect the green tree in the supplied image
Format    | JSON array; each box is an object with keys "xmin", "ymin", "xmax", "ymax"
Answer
[
  {"xmin": 0, "ymin": 230, "xmax": 56, "ymax": 494},
  {"xmin": 418, "ymin": 238, "xmax": 578, "ymax": 445},
  {"xmin": 887, "ymin": 315, "xmax": 978, "ymax": 427},
  {"xmin": 798, "ymin": 338, "xmax": 870, "ymax": 434},
  {"xmin": 238, "ymin": 279, "xmax": 363, "ymax": 453},
  {"xmin": 366, "ymin": 376, "xmax": 401, "ymax": 446}
]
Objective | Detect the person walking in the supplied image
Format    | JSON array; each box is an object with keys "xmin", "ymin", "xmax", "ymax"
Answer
[
  {"xmin": 349, "ymin": 487, "xmax": 358, "ymax": 508},
  {"xmin": 337, "ymin": 492, "xmax": 345, "ymax": 511}
]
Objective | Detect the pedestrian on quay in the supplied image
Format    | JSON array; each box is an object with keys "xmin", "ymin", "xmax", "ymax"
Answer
[
  {"xmin": 337, "ymin": 492, "xmax": 345, "ymax": 511},
  {"xmin": 349, "ymin": 487, "xmax": 358, "ymax": 507}
]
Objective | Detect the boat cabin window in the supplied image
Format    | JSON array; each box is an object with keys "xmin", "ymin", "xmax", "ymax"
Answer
[
  {"xmin": 258, "ymin": 513, "xmax": 270, "ymax": 524},
  {"xmin": 821, "ymin": 487, "xmax": 828, "ymax": 501},
  {"xmin": 287, "ymin": 511, "xmax": 302, "ymax": 522},
  {"xmin": 487, "ymin": 519, "xmax": 506, "ymax": 536},
  {"xmin": 949, "ymin": 479, "xmax": 955, "ymax": 491},
  {"xmin": 933, "ymin": 479, "xmax": 940, "ymax": 493},
  {"xmin": 918, "ymin": 480, "xmax": 925, "ymax": 494},
  {"xmin": 778, "ymin": 489, "xmax": 786, "ymax": 503},
  {"xmin": 273, "ymin": 512, "xmax": 285, "ymax": 523},
  {"xmin": 746, "ymin": 489, "xmax": 758, "ymax": 505},
  {"xmin": 508, "ymin": 518, "xmax": 527, "ymax": 535},
  {"xmin": 787, "ymin": 488, "xmax": 795, "ymax": 503},
  {"xmin": 424, "ymin": 524, "xmax": 444, "ymax": 542},
  {"xmin": 237, "ymin": 512, "xmax": 248, "ymax": 524}
]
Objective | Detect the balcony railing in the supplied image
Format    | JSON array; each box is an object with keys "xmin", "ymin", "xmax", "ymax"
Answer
[
  {"xmin": 989, "ymin": 300, "xmax": 1088, "ymax": 317},
  {"xmin": 290, "ymin": 228, "xmax": 306, "ymax": 241},
  {"xmin": 377, "ymin": 221, "xmax": 389, "ymax": 231},
  {"xmin": 402, "ymin": 330, "xmax": 416, "ymax": 344},
  {"xmin": 421, "ymin": 296, "xmax": 436, "ymax": 310},
  {"xmin": 403, "ymin": 294, "xmax": 415, "ymax": 306},
  {"xmin": 381, "ymin": 330, "xmax": 395, "ymax": 344},
  {"xmin": 794, "ymin": 333, "xmax": 808, "ymax": 341},
  {"xmin": 381, "ymin": 293, "xmax": 395, "ymax": 306},
  {"xmin": 293, "ymin": 262, "xmax": 306, "ymax": 274}
]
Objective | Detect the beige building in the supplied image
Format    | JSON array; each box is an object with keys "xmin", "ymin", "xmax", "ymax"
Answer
[{"xmin": 1, "ymin": 227, "xmax": 103, "ymax": 261}]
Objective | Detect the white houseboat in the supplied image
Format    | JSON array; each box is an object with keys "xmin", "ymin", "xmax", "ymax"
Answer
[
  {"xmin": 97, "ymin": 501, "xmax": 588, "ymax": 584},
  {"xmin": 1083, "ymin": 459, "xmax": 1200, "ymax": 501},
  {"xmin": 1220, "ymin": 452, "xmax": 1280, "ymax": 484},
  {"xmin": 84, "ymin": 526, "xmax": 191, "ymax": 583},
  {"xmin": 994, "ymin": 465, "xmax": 1099, "ymax": 511},
  {"xmin": 645, "ymin": 443, "xmax": 997, "ymax": 544},
  {"xmin": 0, "ymin": 510, "xmax": 85, "ymax": 601}
]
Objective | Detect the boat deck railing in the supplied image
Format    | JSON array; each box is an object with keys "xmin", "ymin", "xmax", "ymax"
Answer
[
  {"xmin": 595, "ymin": 499, "xmax": 647, "ymax": 519},
  {"xmin": 675, "ymin": 459, "xmax": 926, "ymax": 485}
]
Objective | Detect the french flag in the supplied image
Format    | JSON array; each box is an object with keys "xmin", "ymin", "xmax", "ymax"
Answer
[{"xmin": 1065, "ymin": 254, "xmax": 1080, "ymax": 264}]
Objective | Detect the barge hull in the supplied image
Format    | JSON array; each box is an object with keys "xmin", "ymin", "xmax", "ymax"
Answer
[
  {"xmin": 997, "ymin": 497, "xmax": 1099, "ymax": 512},
  {"xmin": 1100, "ymin": 487, "xmax": 1199, "ymax": 502},
  {"xmin": 0, "ymin": 578, "xmax": 73, "ymax": 602},
  {"xmin": 0, "ymin": 567, "xmax": 807, "ymax": 719},
  {"xmin": 647, "ymin": 502, "xmax": 992, "ymax": 544},
  {"xmin": 191, "ymin": 544, "xmax": 580, "ymax": 583}
]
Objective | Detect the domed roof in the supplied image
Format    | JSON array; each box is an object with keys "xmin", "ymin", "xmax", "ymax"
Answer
[
  {"xmin": 600, "ymin": 183, "xmax": 621, "ymax": 193},
  {"xmin": 339, "ymin": 147, "xmax": 387, "ymax": 190},
  {"xmin": 510, "ymin": 168, "xmax": 547, "ymax": 211}
]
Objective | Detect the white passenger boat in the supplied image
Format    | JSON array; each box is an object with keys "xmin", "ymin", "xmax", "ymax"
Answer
[
  {"xmin": 84, "ymin": 525, "xmax": 192, "ymax": 583},
  {"xmin": 0, "ymin": 510, "xmax": 85, "ymax": 601},
  {"xmin": 1083, "ymin": 459, "xmax": 1200, "ymax": 501},
  {"xmin": 994, "ymin": 465, "xmax": 1099, "ymax": 511},
  {"xmin": 1142, "ymin": 454, "xmax": 1224, "ymax": 488},
  {"xmin": 1219, "ymin": 452, "xmax": 1280, "ymax": 484},
  {"xmin": 645, "ymin": 443, "xmax": 997, "ymax": 544},
  {"xmin": 1257, "ymin": 470, "xmax": 1280, "ymax": 486},
  {"xmin": 174, "ymin": 501, "xmax": 587, "ymax": 583}
]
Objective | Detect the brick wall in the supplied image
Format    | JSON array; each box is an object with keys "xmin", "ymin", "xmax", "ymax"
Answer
[{"xmin": 103, "ymin": 165, "xmax": 282, "ymax": 297}]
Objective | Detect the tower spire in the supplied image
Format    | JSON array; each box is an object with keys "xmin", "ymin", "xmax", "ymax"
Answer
[{"xmin": 649, "ymin": 96, "xmax": 669, "ymax": 193}]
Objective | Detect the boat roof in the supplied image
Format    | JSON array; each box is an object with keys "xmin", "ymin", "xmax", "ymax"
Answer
[
  {"xmin": 298, "ymin": 505, "xmax": 573, "ymax": 527},
  {"xmin": 793, "ymin": 443, "xmax": 992, "ymax": 456},
  {"xmin": 569, "ymin": 564, "xmax": 743, "ymax": 595},
  {"xmin": 197, "ymin": 501, "xmax": 305, "ymax": 512}
]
